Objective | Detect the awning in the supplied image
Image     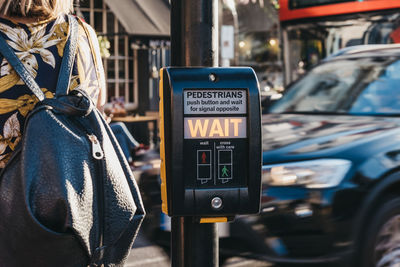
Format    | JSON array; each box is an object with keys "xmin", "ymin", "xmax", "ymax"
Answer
[{"xmin": 104, "ymin": 0, "xmax": 170, "ymax": 37}]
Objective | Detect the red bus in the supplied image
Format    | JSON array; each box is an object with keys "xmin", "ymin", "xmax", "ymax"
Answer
[{"xmin": 279, "ymin": 0, "xmax": 400, "ymax": 84}]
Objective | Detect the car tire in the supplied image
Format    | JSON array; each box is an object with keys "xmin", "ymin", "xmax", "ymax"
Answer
[{"xmin": 359, "ymin": 196, "xmax": 400, "ymax": 267}]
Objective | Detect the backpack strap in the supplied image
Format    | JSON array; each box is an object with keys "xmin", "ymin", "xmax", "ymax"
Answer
[
  {"xmin": 55, "ymin": 15, "xmax": 79, "ymax": 97},
  {"xmin": 0, "ymin": 14, "xmax": 78, "ymax": 100}
]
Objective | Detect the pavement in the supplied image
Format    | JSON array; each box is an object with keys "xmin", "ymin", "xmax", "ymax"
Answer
[
  {"xmin": 127, "ymin": 149, "xmax": 169, "ymax": 266},
  {"xmin": 126, "ymin": 232, "xmax": 170, "ymax": 267},
  {"xmin": 126, "ymin": 230, "xmax": 273, "ymax": 267}
]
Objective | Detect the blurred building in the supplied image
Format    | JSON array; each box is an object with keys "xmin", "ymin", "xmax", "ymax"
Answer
[
  {"xmin": 75, "ymin": 0, "xmax": 280, "ymax": 113},
  {"xmin": 75, "ymin": 0, "xmax": 170, "ymax": 115},
  {"xmin": 221, "ymin": 0, "xmax": 282, "ymax": 105},
  {"xmin": 279, "ymin": 0, "xmax": 400, "ymax": 85}
]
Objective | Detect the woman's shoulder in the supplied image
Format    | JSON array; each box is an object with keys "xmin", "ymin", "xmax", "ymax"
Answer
[
  {"xmin": 75, "ymin": 17, "xmax": 97, "ymax": 42},
  {"xmin": 74, "ymin": 16, "xmax": 106, "ymax": 108},
  {"xmin": 76, "ymin": 17, "xmax": 93, "ymax": 32}
]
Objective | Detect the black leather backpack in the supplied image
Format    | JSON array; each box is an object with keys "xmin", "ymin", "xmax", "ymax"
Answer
[{"xmin": 0, "ymin": 15, "xmax": 145, "ymax": 266}]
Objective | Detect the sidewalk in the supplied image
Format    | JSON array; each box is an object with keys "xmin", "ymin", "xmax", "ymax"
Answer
[
  {"xmin": 126, "ymin": 230, "xmax": 170, "ymax": 267},
  {"xmin": 127, "ymin": 229, "xmax": 272, "ymax": 267}
]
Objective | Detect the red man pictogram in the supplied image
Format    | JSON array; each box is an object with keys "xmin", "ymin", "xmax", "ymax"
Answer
[{"xmin": 202, "ymin": 152, "xmax": 207, "ymax": 164}]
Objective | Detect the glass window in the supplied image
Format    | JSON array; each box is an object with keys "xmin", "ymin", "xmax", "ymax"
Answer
[
  {"xmin": 94, "ymin": 12, "xmax": 103, "ymax": 33},
  {"xmin": 107, "ymin": 60, "xmax": 115, "ymax": 79},
  {"xmin": 118, "ymin": 60, "xmax": 126, "ymax": 79},
  {"xmin": 118, "ymin": 37, "xmax": 126, "ymax": 56},
  {"xmin": 238, "ymin": 32, "xmax": 279, "ymax": 64},
  {"xmin": 107, "ymin": 12, "xmax": 115, "ymax": 33},
  {"xmin": 107, "ymin": 82, "xmax": 114, "ymax": 102},
  {"xmin": 128, "ymin": 82, "xmax": 134, "ymax": 102},
  {"xmin": 80, "ymin": 0, "xmax": 90, "ymax": 8},
  {"xmin": 129, "ymin": 59, "xmax": 134, "ymax": 80},
  {"xmin": 285, "ymin": 28, "xmax": 325, "ymax": 83},
  {"xmin": 283, "ymin": 12, "xmax": 400, "ymax": 84},
  {"xmin": 270, "ymin": 57, "xmax": 400, "ymax": 115},
  {"xmin": 350, "ymin": 60, "xmax": 400, "ymax": 114},
  {"xmin": 118, "ymin": 83, "xmax": 126, "ymax": 99},
  {"xmin": 94, "ymin": 0, "xmax": 103, "ymax": 9},
  {"xmin": 289, "ymin": 0, "xmax": 356, "ymax": 9}
]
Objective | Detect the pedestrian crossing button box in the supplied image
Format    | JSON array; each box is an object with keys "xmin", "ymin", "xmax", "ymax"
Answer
[{"xmin": 159, "ymin": 67, "xmax": 262, "ymax": 220}]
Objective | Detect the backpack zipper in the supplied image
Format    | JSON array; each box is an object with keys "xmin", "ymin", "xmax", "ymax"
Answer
[
  {"xmin": 88, "ymin": 134, "xmax": 104, "ymax": 160},
  {"xmin": 88, "ymin": 133, "xmax": 106, "ymax": 266}
]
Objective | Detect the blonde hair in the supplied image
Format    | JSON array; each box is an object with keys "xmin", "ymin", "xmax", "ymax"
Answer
[{"xmin": 0, "ymin": 0, "xmax": 74, "ymax": 19}]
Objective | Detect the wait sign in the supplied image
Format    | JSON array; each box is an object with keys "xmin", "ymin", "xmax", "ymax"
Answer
[{"xmin": 184, "ymin": 117, "xmax": 247, "ymax": 138}]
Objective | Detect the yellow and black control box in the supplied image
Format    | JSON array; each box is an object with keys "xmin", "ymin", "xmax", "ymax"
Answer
[{"xmin": 159, "ymin": 67, "xmax": 262, "ymax": 220}]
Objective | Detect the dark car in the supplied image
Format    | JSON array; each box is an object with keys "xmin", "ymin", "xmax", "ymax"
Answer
[{"xmin": 140, "ymin": 44, "xmax": 400, "ymax": 267}]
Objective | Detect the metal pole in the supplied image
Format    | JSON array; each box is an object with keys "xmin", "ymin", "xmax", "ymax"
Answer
[
  {"xmin": 171, "ymin": 0, "xmax": 219, "ymax": 67},
  {"xmin": 170, "ymin": 0, "xmax": 219, "ymax": 266}
]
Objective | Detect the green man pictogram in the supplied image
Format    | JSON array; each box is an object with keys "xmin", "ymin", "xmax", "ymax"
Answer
[{"xmin": 221, "ymin": 165, "xmax": 229, "ymax": 177}]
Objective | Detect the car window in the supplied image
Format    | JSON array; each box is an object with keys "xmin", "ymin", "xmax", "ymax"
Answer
[
  {"xmin": 270, "ymin": 56, "xmax": 400, "ymax": 115},
  {"xmin": 350, "ymin": 60, "xmax": 400, "ymax": 113}
]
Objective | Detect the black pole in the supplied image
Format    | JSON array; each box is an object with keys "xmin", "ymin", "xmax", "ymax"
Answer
[
  {"xmin": 170, "ymin": 0, "xmax": 219, "ymax": 267},
  {"xmin": 171, "ymin": 0, "xmax": 219, "ymax": 67}
]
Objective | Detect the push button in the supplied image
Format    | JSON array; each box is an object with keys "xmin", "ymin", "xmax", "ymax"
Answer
[{"xmin": 211, "ymin": 197, "xmax": 223, "ymax": 210}]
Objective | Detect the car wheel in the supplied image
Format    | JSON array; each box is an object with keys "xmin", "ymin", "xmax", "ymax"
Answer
[{"xmin": 360, "ymin": 197, "xmax": 400, "ymax": 267}]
